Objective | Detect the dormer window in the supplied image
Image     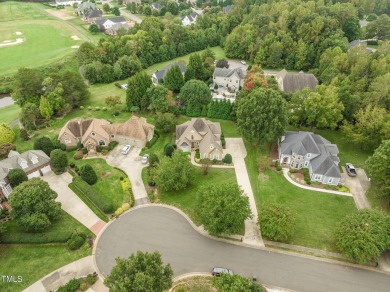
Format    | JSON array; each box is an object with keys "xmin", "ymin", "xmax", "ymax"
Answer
[
  {"xmin": 91, "ymin": 132, "xmax": 96, "ymax": 136},
  {"xmin": 210, "ymin": 144, "xmax": 214, "ymax": 149},
  {"xmin": 20, "ymin": 161, "xmax": 28, "ymax": 169},
  {"xmin": 306, "ymin": 153, "xmax": 311, "ymax": 158},
  {"xmin": 31, "ymin": 155, "xmax": 38, "ymax": 164}
]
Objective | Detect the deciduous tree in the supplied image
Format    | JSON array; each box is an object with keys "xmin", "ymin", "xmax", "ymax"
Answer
[
  {"xmin": 21, "ymin": 103, "xmax": 39, "ymax": 130},
  {"xmin": 33, "ymin": 137, "xmax": 55, "ymax": 156},
  {"xmin": 147, "ymin": 85, "xmax": 169, "ymax": 112},
  {"xmin": 7, "ymin": 169, "xmax": 28, "ymax": 188},
  {"xmin": 50, "ymin": 149, "xmax": 68, "ymax": 175},
  {"xmin": 105, "ymin": 95, "xmax": 122, "ymax": 108},
  {"xmin": 197, "ymin": 182, "xmax": 252, "ymax": 235},
  {"xmin": 0, "ymin": 143, "xmax": 16, "ymax": 159},
  {"xmin": 9, "ymin": 178, "xmax": 61, "ymax": 231},
  {"xmin": 179, "ymin": 80, "xmax": 211, "ymax": 116},
  {"xmin": 154, "ymin": 112, "xmax": 176, "ymax": 133},
  {"xmin": 0, "ymin": 123, "xmax": 15, "ymax": 145},
  {"xmin": 164, "ymin": 65, "xmax": 185, "ymax": 93}
]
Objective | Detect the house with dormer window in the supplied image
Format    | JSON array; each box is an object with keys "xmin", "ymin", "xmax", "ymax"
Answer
[
  {"xmin": 176, "ymin": 118, "xmax": 224, "ymax": 160},
  {"xmin": 278, "ymin": 131, "xmax": 341, "ymax": 185},
  {"xmin": 0, "ymin": 150, "xmax": 51, "ymax": 206}
]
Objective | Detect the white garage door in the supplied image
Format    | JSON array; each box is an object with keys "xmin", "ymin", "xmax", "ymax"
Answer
[
  {"xmin": 41, "ymin": 165, "xmax": 51, "ymax": 175},
  {"xmin": 181, "ymin": 146, "xmax": 190, "ymax": 152},
  {"xmin": 27, "ymin": 171, "xmax": 40, "ymax": 179}
]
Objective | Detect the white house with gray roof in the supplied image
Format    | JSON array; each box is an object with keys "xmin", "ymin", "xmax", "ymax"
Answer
[
  {"xmin": 75, "ymin": 1, "xmax": 96, "ymax": 15},
  {"xmin": 213, "ymin": 67, "xmax": 246, "ymax": 92},
  {"xmin": 0, "ymin": 150, "xmax": 51, "ymax": 202},
  {"xmin": 152, "ymin": 62, "xmax": 186, "ymax": 85},
  {"xmin": 94, "ymin": 17, "xmax": 127, "ymax": 30},
  {"xmin": 182, "ymin": 11, "xmax": 199, "ymax": 26},
  {"xmin": 278, "ymin": 131, "xmax": 341, "ymax": 185}
]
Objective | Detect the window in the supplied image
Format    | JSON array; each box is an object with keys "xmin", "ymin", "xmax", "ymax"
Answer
[
  {"xmin": 91, "ymin": 132, "xmax": 96, "ymax": 136},
  {"xmin": 292, "ymin": 153, "xmax": 296, "ymax": 159},
  {"xmin": 64, "ymin": 138, "xmax": 71, "ymax": 144},
  {"xmin": 314, "ymin": 174, "xmax": 322, "ymax": 180},
  {"xmin": 111, "ymin": 134, "xmax": 115, "ymax": 138},
  {"xmin": 99, "ymin": 140, "xmax": 105, "ymax": 146},
  {"xmin": 304, "ymin": 161, "xmax": 309, "ymax": 167},
  {"xmin": 31, "ymin": 156, "xmax": 38, "ymax": 165},
  {"xmin": 191, "ymin": 135, "xmax": 194, "ymax": 140},
  {"xmin": 306, "ymin": 153, "xmax": 311, "ymax": 158},
  {"xmin": 328, "ymin": 177, "xmax": 333, "ymax": 184},
  {"xmin": 204, "ymin": 154, "xmax": 208, "ymax": 159},
  {"xmin": 210, "ymin": 144, "xmax": 214, "ymax": 149},
  {"xmin": 213, "ymin": 154, "xmax": 219, "ymax": 160},
  {"xmin": 20, "ymin": 161, "xmax": 28, "ymax": 169}
]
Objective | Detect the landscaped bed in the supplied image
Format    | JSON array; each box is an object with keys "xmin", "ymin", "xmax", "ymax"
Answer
[{"xmin": 172, "ymin": 276, "xmax": 216, "ymax": 292}]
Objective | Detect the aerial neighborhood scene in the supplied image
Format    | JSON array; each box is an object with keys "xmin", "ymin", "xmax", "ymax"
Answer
[{"xmin": 1, "ymin": 0, "xmax": 390, "ymax": 291}]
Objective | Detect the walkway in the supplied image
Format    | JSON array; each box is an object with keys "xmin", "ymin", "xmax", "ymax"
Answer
[
  {"xmin": 106, "ymin": 146, "xmax": 150, "ymax": 206},
  {"xmin": 42, "ymin": 172, "xmax": 106, "ymax": 235},
  {"xmin": 94, "ymin": 205, "xmax": 390, "ymax": 292},
  {"xmin": 225, "ymin": 138, "xmax": 264, "ymax": 247},
  {"xmin": 282, "ymin": 168, "xmax": 353, "ymax": 197},
  {"xmin": 23, "ymin": 256, "xmax": 107, "ymax": 292}
]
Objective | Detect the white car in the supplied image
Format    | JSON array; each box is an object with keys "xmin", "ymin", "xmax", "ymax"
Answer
[
  {"xmin": 240, "ymin": 60, "xmax": 246, "ymax": 65},
  {"xmin": 121, "ymin": 145, "xmax": 131, "ymax": 155},
  {"xmin": 141, "ymin": 154, "xmax": 149, "ymax": 164}
]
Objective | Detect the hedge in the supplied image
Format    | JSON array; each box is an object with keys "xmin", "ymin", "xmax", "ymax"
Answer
[
  {"xmin": 145, "ymin": 129, "xmax": 160, "ymax": 148},
  {"xmin": 71, "ymin": 177, "xmax": 114, "ymax": 214}
]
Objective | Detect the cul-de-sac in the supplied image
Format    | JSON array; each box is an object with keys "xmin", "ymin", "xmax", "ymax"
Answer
[{"xmin": 0, "ymin": 0, "xmax": 389, "ymax": 291}]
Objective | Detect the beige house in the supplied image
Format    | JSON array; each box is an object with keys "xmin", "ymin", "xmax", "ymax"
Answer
[
  {"xmin": 58, "ymin": 116, "xmax": 154, "ymax": 150},
  {"xmin": 176, "ymin": 118, "xmax": 223, "ymax": 160},
  {"xmin": 275, "ymin": 69, "xmax": 318, "ymax": 93},
  {"xmin": 213, "ymin": 67, "xmax": 246, "ymax": 92}
]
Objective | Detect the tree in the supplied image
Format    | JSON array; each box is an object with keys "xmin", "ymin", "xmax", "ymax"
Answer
[
  {"xmin": 105, "ymin": 95, "xmax": 122, "ymax": 108},
  {"xmin": 9, "ymin": 178, "xmax": 61, "ymax": 231},
  {"xmin": 79, "ymin": 164, "xmax": 98, "ymax": 185},
  {"xmin": 39, "ymin": 96, "xmax": 54, "ymax": 120},
  {"xmin": 0, "ymin": 143, "xmax": 16, "ymax": 159},
  {"xmin": 366, "ymin": 140, "xmax": 390, "ymax": 200},
  {"xmin": 34, "ymin": 137, "xmax": 55, "ymax": 156},
  {"xmin": 104, "ymin": 251, "xmax": 173, "ymax": 292},
  {"xmin": 126, "ymin": 72, "xmax": 153, "ymax": 111},
  {"xmin": 112, "ymin": 7, "xmax": 120, "ymax": 16},
  {"xmin": 179, "ymin": 80, "xmax": 211, "ymax": 116},
  {"xmin": 335, "ymin": 209, "xmax": 390, "ymax": 264},
  {"xmin": 197, "ymin": 182, "xmax": 252, "ymax": 235},
  {"xmin": 164, "ymin": 143, "xmax": 175, "ymax": 157},
  {"xmin": 7, "ymin": 169, "xmax": 28, "ymax": 188},
  {"xmin": 213, "ymin": 274, "xmax": 264, "ymax": 292},
  {"xmin": 186, "ymin": 53, "xmax": 206, "ymax": 80},
  {"xmin": 148, "ymin": 153, "xmax": 160, "ymax": 168},
  {"xmin": 50, "ymin": 149, "xmax": 68, "ymax": 175},
  {"xmin": 236, "ymin": 88, "xmax": 287, "ymax": 145},
  {"xmin": 103, "ymin": 3, "xmax": 111, "ymax": 12},
  {"xmin": 0, "ymin": 123, "xmax": 15, "ymax": 145},
  {"xmin": 259, "ymin": 203, "xmax": 296, "ymax": 242},
  {"xmin": 223, "ymin": 153, "xmax": 232, "ymax": 164},
  {"xmin": 89, "ymin": 24, "xmax": 100, "ymax": 34},
  {"xmin": 116, "ymin": 55, "xmax": 142, "ymax": 79},
  {"xmin": 21, "ymin": 103, "xmax": 39, "ymax": 130},
  {"xmin": 216, "ymin": 58, "xmax": 229, "ymax": 68},
  {"xmin": 154, "ymin": 112, "xmax": 176, "ymax": 133},
  {"xmin": 147, "ymin": 85, "xmax": 169, "ymax": 112},
  {"xmin": 154, "ymin": 151, "xmax": 194, "ymax": 192},
  {"xmin": 164, "ymin": 65, "xmax": 185, "ymax": 93},
  {"xmin": 76, "ymin": 42, "xmax": 97, "ymax": 66},
  {"xmin": 12, "ymin": 68, "xmax": 43, "ymax": 106}
]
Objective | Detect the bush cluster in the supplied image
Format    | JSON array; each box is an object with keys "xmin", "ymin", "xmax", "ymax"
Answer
[
  {"xmin": 57, "ymin": 278, "xmax": 82, "ymax": 292},
  {"xmin": 223, "ymin": 153, "xmax": 232, "ymax": 164},
  {"xmin": 72, "ymin": 177, "xmax": 114, "ymax": 213},
  {"xmin": 67, "ymin": 232, "xmax": 86, "ymax": 250},
  {"xmin": 79, "ymin": 164, "xmax": 98, "ymax": 185},
  {"xmin": 145, "ymin": 130, "xmax": 160, "ymax": 148},
  {"xmin": 303, "ymin": 168, "xmax": 311, "ymax": 185},
  {"xmin": 73, "ymin": 151, "xmax": 84, "ymax": 160}
]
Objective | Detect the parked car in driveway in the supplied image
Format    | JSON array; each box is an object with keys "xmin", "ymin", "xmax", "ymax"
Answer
[
  {"xmin": 212, "ymin": 267, "xmax": 233, "ymax": 277},
  {"xmin": 345, "ymin": 163, "xmax": 357, "ymax": 177},
  {"xmin": 141, "ymin": 154, "xmax": 149, "ymax": 164},
  {"xmin": 121, "ymin": 145, "xmax": 131, "ymax": 155}
]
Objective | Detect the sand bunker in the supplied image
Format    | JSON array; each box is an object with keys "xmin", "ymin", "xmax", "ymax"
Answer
[
  {"xmin": 71, "ymin": 35, "xmax": 81, "ymax": 41},
  {"xmin": 15, "ymin": 31, "xmax": 22, "ymax": 35},
  {"xmin": 0, "ymin": 38, "xmax": 24, "ymax": 48},
  {"xmin": 71, "ymin": 45, "xmax": 80, "ymax": 49}
]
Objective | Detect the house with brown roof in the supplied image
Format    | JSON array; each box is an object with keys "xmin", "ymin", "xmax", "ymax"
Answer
[
  {"xmin": 58, "ymin": 116, "xmax": 154, "ymax": 150},
  {"xmin": 275, "ymin": 69, "xmax": 318, "ymax": 93},
  {"xmin": 176, "ymin": 118, "xmax": 223, "ymax": 160},
  {"xmin": 0, "ymin": 150, "xmax": 51, "ymax": 206}
]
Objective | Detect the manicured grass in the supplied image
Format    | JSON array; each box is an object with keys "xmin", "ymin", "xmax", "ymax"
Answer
[
  {"xmin": 244, "ymin": 140, "xmax": 357, "ymax": 251},
  {"xmin": 71, "ymin": 158, "xmax": 127, "ymax": 209},
  {"xmin": 1, "ymin": 210, "xmax": 93, "ymax": 244},
  {"xmin": 0, "ymin": 2, "xmax": 87, "ymax": 76},
  {"xmin": 0, "ymin": 104, "xmax": 20, "ymax": 125},
  {"xmin": 158, "ymin": 166, "xmax": 237, "ymax": 226},
  {"xmin": 140, "ymin": 131, "xmax": 175, "ymax": 156},
  {"xmin": 0, "ymin": 244, "xmax": 91, "ymax": 292},
  {"xmin": 173, "ymin": 276, "xmax": 215, "ymax": 292},
  {"xmin": 366, "ymin": 186, "xmax": 390, "ymax": 213}
]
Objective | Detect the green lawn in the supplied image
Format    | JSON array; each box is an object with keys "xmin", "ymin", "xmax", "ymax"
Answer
[
  {"xmin": 0, "ymin": 2, "xmax": 87, "ymax": 76},
  {"xmin": 157, "ymin": 166, "xmax": 237, "ymax": 226},
  {"xmin": 0, "ymin": 104, "xmax": 21, "ymax": 125},
  {"xmin": 0, "ymin": 244, "xmax": 91, "ymax": 292},
  {"xmin": 71, "ymin": 158, "xmax": 127, "ymax": 209},
  {"xmin": 244, "ymin": 140, "xmax": 357, "ymax": 251},
  {"xmin": 1, "ymin": 210, "xmax": 92, "ymax": 244}
]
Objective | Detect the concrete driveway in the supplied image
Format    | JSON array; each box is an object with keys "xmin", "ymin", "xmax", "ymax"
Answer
[
  {"xmin": 42, "ymin": 172, "xmax": 105, "ymax": 234},
  {"xmin": 225, "ymin": 138, "xmax": 263, "ymax": 247},
  {"xmin": 106, "ymin": 145, "xmax": 149, "ymax": 205},
  {"xmin": 95, "ymin": 206, "xmax": 390, "ymax": 292},
  {"xmin": 342, "ymin": 168, "xmax": 371, "ymax": 209}
]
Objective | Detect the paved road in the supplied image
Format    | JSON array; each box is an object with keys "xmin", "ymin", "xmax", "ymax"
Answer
[
  {"xmin": 0, "ymin": 96, "xmax": 15, "ymax": 108},
  {"xmin": 95, "ymin": 206, "xmax": 390, "ymax": 292}
]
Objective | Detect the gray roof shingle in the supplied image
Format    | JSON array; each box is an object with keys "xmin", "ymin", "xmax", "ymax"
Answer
[
  {"xmin": 276, "ymin": 69, "xmax": 318, "ymax": 93},
  {"xmin": 154, "ymin": 62, "xmax": 186, "ymax": 81}
]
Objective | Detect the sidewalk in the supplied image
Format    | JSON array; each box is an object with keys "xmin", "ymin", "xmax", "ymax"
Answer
[{"xmin": 282, "ymin": 168, "xmax": 353, "ymax": 197}]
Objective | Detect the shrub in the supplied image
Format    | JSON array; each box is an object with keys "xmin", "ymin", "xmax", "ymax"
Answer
[
  {"xmin": 195, "ymin": 149, "xmax": 200, "ymax": 159},
  {"xmin": 366, "ymin": 13, "xmax": 377, "ymax": 21},
  {"xmin": 102, "ymin": 149, "xmax": 108, "ymax": 155},
  {"xmin": 80, "ymin": 282, "xmax": 87, "ymax": 291},
  {"xmin": 95, "ymin": 106, "xmax": 100, "ymax": 111},
  {"xmin": 108, "ymin": 141, "xmax": 118, "ymax": 150},
  {"xmin": 80, "ymin": 164, "xmax": 98, "ymax": 185},
  {"xmin": 122, "ymin": 203, "xmax": 130, "ymax": 211},
  {"xmin": 71, "ymin": 177, "xmax": 114, "ymax": 213},
  {"xmin": 114, "ymin": 82, "xmax": 121, "ymax": 88},
  {"xmin": 274, "ymin": 160, "xmax": 279, "ymax": 167},
  {"xmin": 223, "ymin": 154, "xmax": 232, "ymax": 164},
  {"xmin": 82, "ymin": 148, "xmax": 88, "ymax": 154},
  {"xmin": 164, "ymin": 144, "xmax": 175, "ymax": 157},
  {"xmin": 80, "ymin": 106, "xmax": 84, "ymax": 109},
  {"xmin": 67, "ymin": 232, "xmax": 86, "ymax": 250},
  {"xmin": 87, "ymin": 274, "xmax": 96, "ymax": 285},
  {"xmin": 148, "ymin": 180, "xmax": 156, "ymax": 186},
  {"xmin": 120, "ymin": 178, "xmax": 131, "ymax": 192},
  {"xmin": 212, "ymin": 158, "xmax": 217, "ymax": 164},
  {"xmin": 96, "ymin": 145, "xmax": 103, "ymax": 153},
  {"xmin": 33, "ymin": 136, "xmax": 54, "ymax": 156},
  {"xmin": 50, "ymin": 149, "xmax": 68, "ymax": 174},
  {"xmin": 119, "ymin": 176, "xmax": 124, "ymax": 181},
  {"xmin": 102, "ymin": 107, "xmax": 107, "ymax": 111},
  {"xmin": 289, "ymin": 169, "xmax": 297, "ymax": 173},
  {"xmin": 115, "ymin": 208, "xmax": 124, "ymax": 217},
  {"xmin": 0, "ymin": 143, "xmax": 16, "ymax": 159},
  {"xmin": 73, "ymin": 151, "xmax": 84, "ymax": 160},
  {"xmin": 57, "ymin": 278, "xmax": 82, "ymax": 292},
  {"xmin": 69, "ymin": 163, "xmax": 75, "ymax": 168},
  {"xmin": 19, "ymin": 128, "xmax": 30, "ymax": 141},
  {"xmin": 276, "ymin": 166, "xmax": 282, "ymax": 171},
  {"xmin": 7, "ymin": 169, "xmax": 28, "ymax": 187},
  {"xmin": 113, "ymin": 111, "xmax": 120, "ymax": 116},
  {"xmin": 0, "ymin": 123, "xmax": 15, "ymax": 144}
]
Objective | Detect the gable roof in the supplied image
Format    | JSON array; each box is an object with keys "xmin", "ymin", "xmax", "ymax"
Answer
[
  {"xmin": 94, "ymin": 17, "xmax": 107, "ymax": 25},
  {"xmin": 153, "ymin": 62, "xmax": 186, "ymax": 81},
  {"xmin": 84, "ymin": 9, "xmax": 102, "ymax": 19},
  {"xmin": 109, "ymin": 17, "xmax": 126, "ymax": 23},
  {"xmin": 0, "ymin": 150, "xmax": 50, "ymax": 183},
  {"xmin": 109, "ymin": 22, "xmax": 130, "ymax": 32},
  {"xmin": 101, "ymin": 116, "xmax": 154, "ymax": 142},
  {"xmin": 223, "ymin": 5, "xmax": 233, "ymax": 14},
  {"xmin": 276, "ymin": 69, "xmax": 318, "ymax": 93},
  {"xmin": 59, "ymin": 118, "xmax": 93, "ymax": 139},
  {"xmin": 280, "ymin": 131, "xmax": 341, "ymax": 178},
  {"xmin": 213, "ymin": 67, "xmax": 246, "ymax": 79}
]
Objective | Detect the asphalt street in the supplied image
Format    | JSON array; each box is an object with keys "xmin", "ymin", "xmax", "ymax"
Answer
[{"xmin": 95, "ymin": 206, "xmax": 390, "ymax": 292}]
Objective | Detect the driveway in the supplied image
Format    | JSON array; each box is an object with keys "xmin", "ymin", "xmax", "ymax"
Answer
[
  {"xmin": 225, "ymin": 138, "xmax": 263, "ymax": 247},
  {"xmin": 95, "ymin": 206, "xmax": 390, "ymax": 292},
  {"xmin": 106, "ymin": 145, "xmax": 149, "ymax": 205},
  {"xmin": 119, "ymin": 8, "xmax": 142, "ymax": 24},
  {"xmin": 42, "ymin": 172, "xmax": 105, "ymax": 234},
  {"xmin": 342, "ymin": 168, "xmax": 371, "ymax": 209}
]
